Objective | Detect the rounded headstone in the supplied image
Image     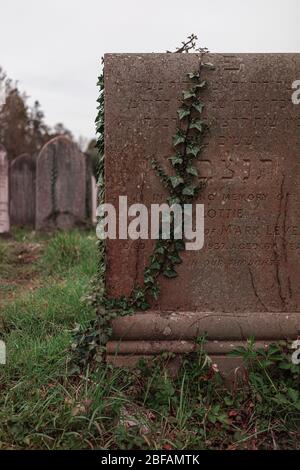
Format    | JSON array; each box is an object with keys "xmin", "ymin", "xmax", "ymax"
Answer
[
  {"xmin": 36, "ymin": 137, "xmax": 87, "ymax": 230},
  {"xmin": 10, "ymin": 153, "xmax": 36, "ymax": 227}
]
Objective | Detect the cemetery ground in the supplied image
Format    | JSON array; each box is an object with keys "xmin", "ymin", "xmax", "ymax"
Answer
[{"xmin": 0, "ymin": 230, "xmax": 300, "ymax": 450}]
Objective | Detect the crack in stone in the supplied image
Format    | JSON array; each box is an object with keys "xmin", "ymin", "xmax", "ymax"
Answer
[
  {"xmin": 234, "ymin": 319, "xmax": 245, "ymax": 340},
  {"xmin": 283, "ymin": 192, "xmax": 289, "ymax": 263},
  {"xmin": 133, "ymin": 174, "xmax": 145, "ymax": 288},
  {"xmin": 288, "ymin": 276, "xmax": 293, "ymax": 299},
  {"xmin": 248, "ymin": 267, "xmax": 269, "ymax": 311},
  {"xmin": 283, "ymin": 193, "xmax": 293, "ymax": 301},
  {"xmin": 273, "ymin": 175, "xmax": 288, "ymax": 310}
]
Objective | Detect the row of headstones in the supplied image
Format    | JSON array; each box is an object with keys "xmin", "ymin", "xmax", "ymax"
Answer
[{"xmin": 0, "ymin": 137, "xmax": 98, "ymax": 234}]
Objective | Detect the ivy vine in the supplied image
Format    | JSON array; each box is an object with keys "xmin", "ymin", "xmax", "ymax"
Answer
[{"xmin": 70, "ymin": 36, "xmax": 214, "ymax": 371}]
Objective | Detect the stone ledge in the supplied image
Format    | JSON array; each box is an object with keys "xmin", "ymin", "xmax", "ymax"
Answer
[
  {"xmin": 106, "ymin": 353, "xmax": 244, "ymax": 381},
  {"xmin": 110, "ymin": 311, "xmax": 300, "ymax": 341},
  {"xmin": 107, "ymin": 311, "xmax": 300, "ymax": 377},
  {"xmin": 107, "ymin": 339, "xmax": 270, "ymax": 355}
]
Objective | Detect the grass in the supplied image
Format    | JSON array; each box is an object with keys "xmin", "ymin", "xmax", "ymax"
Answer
[
  {"xmin": 0, "ymin": 240, "xmax": 13, "ymax": 280},
  {"xmin": 40, "ymin": 231, "xmax": 96, "ymax": 276},
  {"xmin": 0, "ymin": 230, "xmax": 300, "ymax": 449}
]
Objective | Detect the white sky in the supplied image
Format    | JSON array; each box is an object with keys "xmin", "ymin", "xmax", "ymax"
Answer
[{"xmin": 1, "ymin": 0, "xmax": 299, "ymax": 141}]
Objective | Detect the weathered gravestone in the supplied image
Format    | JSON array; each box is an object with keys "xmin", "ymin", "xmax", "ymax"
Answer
[
  {"xmin": 10, "ymin": 154, "xmax": 36, "ymax": 227},
  {"xmin": 0, "ymin": 145, "xmax": 10, "ymax": 235},
  {"xmin": 36, "ymin": 137, "xmax": 86, "ymax": 230},
  {"xmin": 104, "ymin": 54, "xmax": 300, "ymax": 366}
]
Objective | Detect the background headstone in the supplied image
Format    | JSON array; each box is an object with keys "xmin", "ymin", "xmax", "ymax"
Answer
[
  {"xmin": 0, "ymin": 144, "xmax": 10, "ymax": 235},
  {"xmin": 10, "ymin": 153, "xmax": 36, "ymax": 227},
  {"xmin": 105, "ymin": 54, "xmax": 300, "ymax": 344},
  {"xmin": 91, "ymin": 175, "xmax": 98, "ymax": 225},
  {"xmin": 36, "ymin": 137, "xmax": 86, "ymax": 230},
  {"xmin": 84, "ymin": 155, "xmax": 97, "ymax": 225}
]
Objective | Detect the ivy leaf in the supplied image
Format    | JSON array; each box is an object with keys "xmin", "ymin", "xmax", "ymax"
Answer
[
  {"xmin": 169, "ymin": 175, "xmax": 184, "ymax": 188},
  {"xmin": 175, "ymin": 239, "xmax": 185, "ymax": 251},
  {"xmin": 154, "ymin": 240, "xmax": 167, "ymax": 255},
  {"xmin": 134, "ymin": 288, "xmax": 145, "ymax": 299},
  {"xmin": 140, "ymin": 301, "xmax": 150, "ymax": 311},
  {"xmin": 177, "ymin": 107, "xmax": 191, "ymax": 120},
  {"xmin": 163, "ymin": 268, "xmax": 178, "ymax": 278},
  {"xmin": 169, "ymin": 253, "xmax": 182, "ymax": 264},
  {"xmin": 155, "ymin": 244, "xmax": 166, "ymax": 255},
  {"xmin": 182, "ymin": 185, "xmax": 196, "ymax": 196},
  {"xmin": 145, "ymin": 274, "xmax": 155, "ymax": 285},
  {"xmin": 168, "ymin": 196, "xmax": 181, "ymax": 205},
  {"xmin": 183, "ymin": 89, "xmax": 196, "ymax": 100},
  {"xmin": 203, "ymin": 62, "xmax": 215, "ymax": 69},
  {"xmin": 186, "ymin": 165, "xmax": 198, "ymax": 176},
  {"xmin": 173, "ymin": 132, "xmax": 185, "ymax": 146},
  {"xmin": 151, "ymin": 285, "xmax": 160, "ymax": 300},
  {"xmin": 192, "ymin": 102, "xmax": 204, "ymax": 113},
  {"xmin": 190, "ymin": 119, "xmax": 204, "ymax": 132},
  {"xmin": 195, "ymin": 80, "xmax": 207, "ymax": 89},
  {"xmin": 150, "ymin": 260, "xmax": 161, "ymax": 271},
  {"xmin": 186, "ymin": 144, "xmax": 201, "ymax": 158},
  {"xmin": 169, "ymin": 154, "xmax": 183, "ymax": 166},
  {"xmin": 188, "ymin": 71, "xmax": 200, "ymax": 79}
]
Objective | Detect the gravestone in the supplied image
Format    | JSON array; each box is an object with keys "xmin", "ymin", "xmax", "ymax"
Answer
[
  {"xmin": 0, "ymin": 145, "xmax": 10, "ymax": 235},
  {"xmin": 10, "ymin": 153, "xmax": 36, "ymax": 227},
  {"xmin": 104, "ymin": 54, "xmax": 300, "ymax": 366},
  {"xmin": 36, "ymin": 137, "xmax": 86, "ymax": 230}
]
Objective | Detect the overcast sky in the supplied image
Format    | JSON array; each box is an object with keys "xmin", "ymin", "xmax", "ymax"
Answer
[{"xmin": 1, "ymin": 0, "xmax": 299, "ymax": 143}]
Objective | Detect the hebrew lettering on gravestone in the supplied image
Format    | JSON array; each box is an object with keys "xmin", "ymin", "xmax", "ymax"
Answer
[
  {"xmin": 36, "ymin": 137, "xmax": 87, "ymax": 230},
  {"xmin": 104, "ymin": 54, "xmax": 300, "ymax": 356}
]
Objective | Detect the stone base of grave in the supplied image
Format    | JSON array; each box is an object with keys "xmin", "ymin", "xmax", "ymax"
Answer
[
  {"xmin": 0, "ymin": 231, "xmax": 11, "ymax": 239},
  {"xmin": 106, "ymin": 311, "xmax": 300, "ymax": 379}
]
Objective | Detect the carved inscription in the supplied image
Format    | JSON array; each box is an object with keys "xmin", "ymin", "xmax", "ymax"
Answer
[{"xmin": 105, "ymin": 53, "xmax": 300, "ymax": 313}]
